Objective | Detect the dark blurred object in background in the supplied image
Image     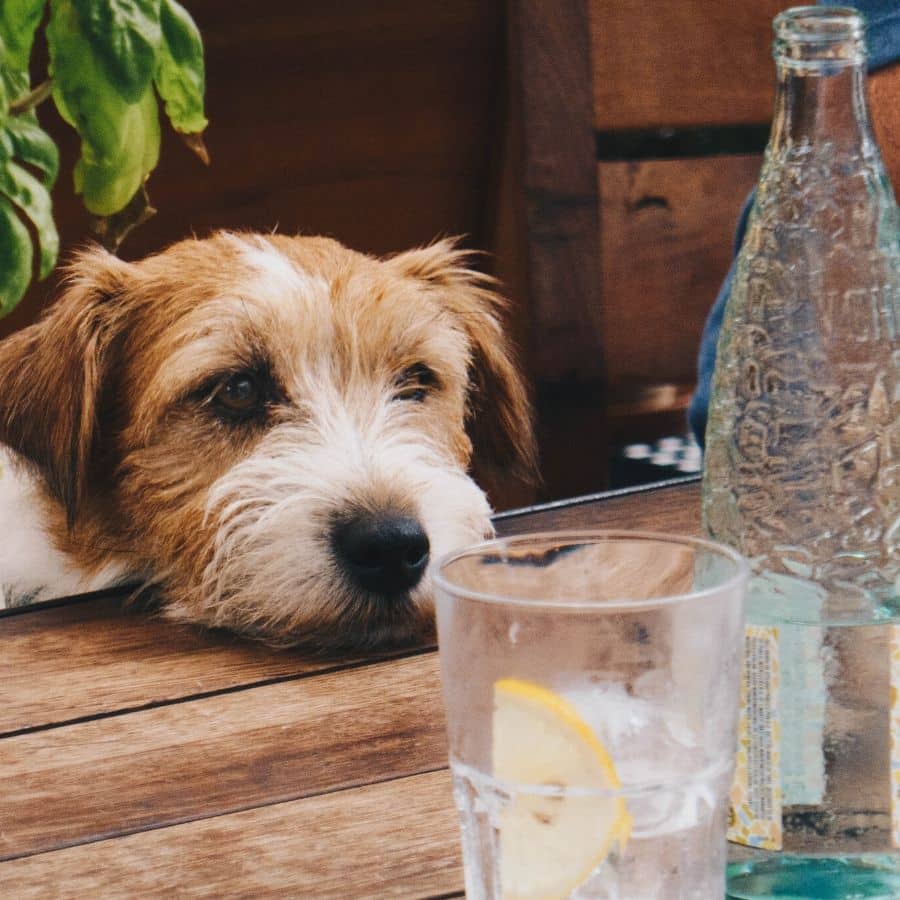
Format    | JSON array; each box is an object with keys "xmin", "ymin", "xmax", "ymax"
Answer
[{"xmin": 610, "ymin": 433, "xmax": 702, "ymax": 489}]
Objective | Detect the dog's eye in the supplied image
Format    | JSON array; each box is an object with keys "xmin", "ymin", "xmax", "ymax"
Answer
[
  {"xmin": 213, "ymin": 373, "xmax": 264, "ymax": 417},
  {"xmin": 393, "ymin": 363, "xmax": 438, "ymax": 402}
]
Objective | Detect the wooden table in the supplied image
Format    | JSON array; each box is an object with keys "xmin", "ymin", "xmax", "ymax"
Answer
[{"xmin": 0, "ymin": 477, "xmax": 701, "ymax": 898}]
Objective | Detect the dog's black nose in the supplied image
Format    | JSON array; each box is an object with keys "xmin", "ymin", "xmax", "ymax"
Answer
[{"xmin": 333, "ymin": 514, "xmax": 430, "ymax": 596}]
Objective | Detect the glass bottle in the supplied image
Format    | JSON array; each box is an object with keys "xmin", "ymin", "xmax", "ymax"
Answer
[{"xmin": 701, "ymin": 6, "xmax": 900, "ymax": 897}]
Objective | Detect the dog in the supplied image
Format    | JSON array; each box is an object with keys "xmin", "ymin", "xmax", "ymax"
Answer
[{"xmin": 0, "ymin": 232, "xmax": 535, "ymax": 649}]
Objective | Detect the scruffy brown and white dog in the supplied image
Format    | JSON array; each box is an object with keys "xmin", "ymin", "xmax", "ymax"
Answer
[{"xmin": 0, "ymin": 232, "xmax": 535, "ymax": 649}]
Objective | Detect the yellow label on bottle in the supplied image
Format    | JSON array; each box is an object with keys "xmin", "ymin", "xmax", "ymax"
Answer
[{"xmin": 728, "ymin": 624, "xmax": 783, "ymax": 850}]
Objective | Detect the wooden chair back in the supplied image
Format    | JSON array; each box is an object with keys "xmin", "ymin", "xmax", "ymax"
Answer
[{"xmin": 493, "ymin": 0, "xmax": 792, "ymax": 501}]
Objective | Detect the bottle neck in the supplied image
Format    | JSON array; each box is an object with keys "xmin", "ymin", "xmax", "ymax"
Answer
[{"xmin": 769, "ymin": 60, "xmax": 875, "ymax": 156}]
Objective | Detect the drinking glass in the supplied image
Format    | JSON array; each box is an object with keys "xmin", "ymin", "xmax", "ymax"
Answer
[{"xmin": 434, "ymin": 529, "xmax": 748, "ymax": 899}]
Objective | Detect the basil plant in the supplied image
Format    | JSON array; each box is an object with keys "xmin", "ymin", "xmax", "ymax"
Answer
[{"xmin": 0, "ymin": 0, "xmax": 209, "ymax": 315}]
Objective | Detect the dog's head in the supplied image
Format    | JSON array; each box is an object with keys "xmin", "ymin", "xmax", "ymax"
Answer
[{"xmin": 0, "ymin": 233, "xmax": 535, "ymax": 648}]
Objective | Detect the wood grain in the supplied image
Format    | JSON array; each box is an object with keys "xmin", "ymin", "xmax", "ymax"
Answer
[
  {"xmin": 0, "ymin": 595, "xmax": 406, "ymax": 734},
  {"xmin": 0, "ymin": 483, "xmax": 705, "ymax": 896},
  {"xmin": 1, "ymin": 482, "xmax": 701, "ymax": 738},
  {"xmin": 506, "ymin": 0, "xmax": 604, "ymax": 383},
  {"xmin": 0, "ymin": 652, "xmax": 445, "ymax": 860},
  {"xmin": 505, "ymin": 0, "xmax": 609, "ymax": 498},
  {"xmin": 589, "ymin": 0, "xmax": 793, "ymax": 130},
  {"xmin": 1, "ymin": 0, "xmax": 504, "ymax": 340},
  {"xmin": 495, "ymin": 479, "xmax": 702, "ymax": 537},
  {"xmin": 598, "ymin": 155, "xmax": 761, "ymax": 387},
  {"xmin": 1, "ymin": 1, "xmax": 830, "ymax": 500},
  {"xmin": 0, "ymin": 769, "xmax": 463, "ymax": 899}
]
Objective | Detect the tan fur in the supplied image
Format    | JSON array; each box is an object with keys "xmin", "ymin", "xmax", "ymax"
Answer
[{"xmin": 0, "ymin": 232, "xmax": 536, "ymax": 649}]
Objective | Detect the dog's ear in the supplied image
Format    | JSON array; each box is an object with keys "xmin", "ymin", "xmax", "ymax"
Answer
[
  {"xmin": 390, "ymin": 239, "xmax": 538, "ymax": 491},
  {"xmin": 0, "ymin": 246, "xmax": 134, "ymax": 525}
]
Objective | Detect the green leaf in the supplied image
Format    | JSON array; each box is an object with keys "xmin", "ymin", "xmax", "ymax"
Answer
[
  {"xmin": 48, "ymin": 0, "xmax": 161, "ymax": 215},
  {"xmin": 155, "ymin": 0, "xmax": 207, "ymax": 135},
  {"xmin": 47, "ymin": 1, "xmax": 115, "ymax": 145},
  {"xmin": 1, "ymin": 67, "xmax": 32, "ymax": 118},
  {"xmin": 0, "ymin": 195, "xmax": 33, "ymax": 315},
  {"xmin": 0, "ymin": 160, "xmax": 59, "ymax": 278},
  {"xmin": 4, "ymin": 118, "xmax": 59, "ymax": 186},
  {"xmin": 0, "ymin": 33, "xmax": 19, "ymax": 131},
  {"xmin": 71, "ymin": 0, "xmax": 162, "ymax": 103},
  {"xmin": 0, "ymin": 0, "xmax": 47, "ymax": 71},
  {"xmin": 73, "ymin": 86, "xmax": 160, "ymax": 215},
  {"xmin": 0, "ymin": 58, "xmax": 7, "ymax": 133}
]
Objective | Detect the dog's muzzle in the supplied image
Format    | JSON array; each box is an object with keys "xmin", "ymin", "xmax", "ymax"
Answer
[{"xmin": 332, "ymin": 512, "xmax": 430, "ymax": 598}]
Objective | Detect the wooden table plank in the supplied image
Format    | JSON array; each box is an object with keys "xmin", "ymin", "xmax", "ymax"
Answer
[
  {"xmin": 0, "ymin": 652, "xmax": 446, "ymax": 861},
  {"xmin": 495, "ymin": 477, "xmax": 701, "ymax": 536},
  {"xmin": 0, "ymin": 478, "xmax": 705, "ymax": 897},
  {"xmin": 0, "ymin": 594, "xmax": 427, "ymax": 735},
  {"xmin": 0, "ymin": 769, "xmax": 463, "ymax": 899},
  {"xmin": 1, "ymin": 481, "xmax": 699, "ymax": 736}
]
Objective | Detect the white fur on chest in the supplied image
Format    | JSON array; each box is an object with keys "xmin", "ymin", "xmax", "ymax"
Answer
[{"xmin": 0, "ymin": 447, "xmax": 124, "ymax": 609}]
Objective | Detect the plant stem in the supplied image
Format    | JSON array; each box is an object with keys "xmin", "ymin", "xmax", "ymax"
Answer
[{"xmin": 10, "ymin": 79, "xmax": 54, "ymax": 116}]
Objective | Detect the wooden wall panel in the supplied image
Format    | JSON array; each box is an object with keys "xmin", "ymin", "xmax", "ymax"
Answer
[
  {"xmin": 1, "ymin": 0, "xmax": 505, "ymax": 340},
  {"xmin": 0, "ymin": 1, "xmax": 804, "ymax": 497},
  {"xmin": 580, "ymin": 1, "xmax": 798, "ymax": 453},
  {"xmin": 598, "ymin": 155, "xmax": 761, "ymax": 389},
  {"xmin": 589, "ymin": 0, "xmax": 793, "ymax": 130},
  {"xmin": 503, "ymin": 0, "xmax": 608, "ymax": 500}
]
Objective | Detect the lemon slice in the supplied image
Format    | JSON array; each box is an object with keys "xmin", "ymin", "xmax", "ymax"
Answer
[{"xmin": 493, "ymin": 678, "xmax": 631, "ymax": 900}]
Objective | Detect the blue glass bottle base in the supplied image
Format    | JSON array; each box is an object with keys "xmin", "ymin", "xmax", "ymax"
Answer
[{"xmin": 726, "ymin": 855, "xmax": 900, "ymax": 899}]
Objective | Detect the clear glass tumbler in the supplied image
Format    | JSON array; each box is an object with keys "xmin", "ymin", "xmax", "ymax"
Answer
[{"xmin": 434, "ymin": 530, "xmax": 748, "ymax": 900}]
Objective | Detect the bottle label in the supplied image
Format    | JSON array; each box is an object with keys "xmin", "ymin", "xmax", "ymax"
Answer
[
  {"xmin": 891, "ymin": 625, "xmax": 900, "ymax": 848},
  {"xmin": 779, "ymin": 625, "xmax": 826, "ymax": 807},
  {"xmin": 728, "ymin": 625, "xmax": 783, "ymax": 850}
]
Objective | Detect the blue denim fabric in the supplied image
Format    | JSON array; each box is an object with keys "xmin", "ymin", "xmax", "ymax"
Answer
[
  {"xmin": 688, "ymin": 0, "xmax": 900, "ymax": 446},
  {"xmin": 855, "ymin": 0, "xmax": 900, "ymax": 71}
]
